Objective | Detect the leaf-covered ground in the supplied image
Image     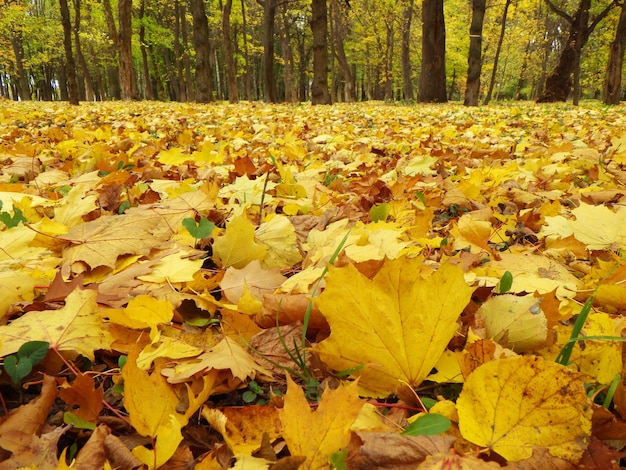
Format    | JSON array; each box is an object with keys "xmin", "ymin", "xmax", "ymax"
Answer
[{"xmin": 1, "ymin": 100, "xmax": 626, "ymax": 469}]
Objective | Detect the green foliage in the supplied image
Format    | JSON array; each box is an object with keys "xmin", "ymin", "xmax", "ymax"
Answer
[
  {"xmin": 0, "ymin": 201, "xmax": 27, "ymax": 228},
  {"xmin": 496, "ymin": 271, "xmax": 513, "ymax": 294},
  {"xmin": 402, "ymin": 413, "xmax": 451, "ymax": 436},
  {"xmin": 3, "ymin": 340, "xmax": 49, "ymax": 385},
  {"xmin": 182, "ymin": 216, "xmax": 215, "ymax": 240}
]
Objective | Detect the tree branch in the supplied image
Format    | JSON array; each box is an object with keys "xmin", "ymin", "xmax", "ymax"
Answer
[
  {"xmin": 588, "ymin": 0, "xmax": 620, "ymax": 36},
  {"xmin": 544, "ymin": 0, "xmax": 573, "ymax": 23}
]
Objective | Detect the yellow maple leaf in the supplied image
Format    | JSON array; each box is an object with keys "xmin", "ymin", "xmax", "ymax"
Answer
[
  {"xmin": 255, "ymin": 215, "xmax": 302, "ymax": 269},
  {"xmin": 105, "ymin": 294, "xmax": 173, "ymax": 341},
  {"xmin": 161, "ymin": 336, "xmax": 270, "ymax": 384},
  {"xmin": 568, "ymin": 203, "xmax": 626, "ymax": 250},
  {"xmin": 0, "ymin": 288, "xmax": 112, "ymax": 360},
  {"xmin": 457, "ymin": 355, "xmax": 591, "ymax": 463},
  {"xmin": 213, "ymin": 213, "xmax": 267, "ymax": 269},
  {"xmin": 122, "ymin": 348, "xmax": 186, "ymax": 468},
  {"xmin": 314, "ymin": 257, "xmax": 474, "ymax": 396},
  {"xmin": 279, "ymin": 375, "xmax": 364, "ymax": 469}
]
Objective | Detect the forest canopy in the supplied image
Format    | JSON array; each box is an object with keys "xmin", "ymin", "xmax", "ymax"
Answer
[{"xmin": 0, "ymin": 0, "xmax": 625, "ymax": 105}]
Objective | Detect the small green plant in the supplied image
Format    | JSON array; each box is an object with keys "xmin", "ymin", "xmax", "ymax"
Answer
[
  {"xmin": 3, "ymin": 341, "xmax": 49, "ymax": 385},
  {"xmin": 241, "ymin": 380, "xmax": 281, "ymax": 405},
  {"xmin": 182, "ymin": 216, "xmax": 215, "ymax": 242},
  {"xmin": 495, "ymin": 271, "xmax": 513, "ymax": 294},
  {"xmin": 0, "ymin": 201, "xmax": 27, "ymax": 228}
]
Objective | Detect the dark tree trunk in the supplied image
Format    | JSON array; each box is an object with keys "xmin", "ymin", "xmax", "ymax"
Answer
[
  {"xmin": 384, "ymin": 18, "xmax": 394, "ymax": 101},
  {"xmin": 240, "ymin": 0, "xmax": 252, "ymax": 100},
  {"xmin": 173, "ymin": 0, "xmax": 187, "ymax": 101},
  {"xmin": 60, "ymin": 0, "xmax": 79, "ymax": 104},
  {"xmin": 11, "ymin": 33, "xmax": 31, "ymax": 100},
  {"xmin": 331, "ymin": 0, "xmax": 354, "ymax": 101},
  {"xmin": 419, "ymin": 0, "xmax": 446, "ymax": 103},
  {"xmin": 138, "ymin": 0, "xmax": 155, "ymax": 100},
  {"xmin": 483, "ymin": 0, "xmax": 511, "ymax": 104},
  {"xmin": 260, "ymin": 0, "xmax": 279, "ymax": 102},
  {"xmin": 464, "ymin": 0, "xmax": 486, "ymax": 106},
  {"xmin": 537, "ymin": 0, "xmax": 617, "ymax": 103},
  {"xmin": 401, "ymin": 0, "xmax": 414, "ymax": 100},
  {"xmin": 73, "ymin": 0, "xmax": 95, "ymax": 101},
  {"xmin": 310, "ymin": 0, "xmax": 332, "ymax": 104},
  {"xmin": 118, "ymin": 0, "xmax": 136, "ymax": 100},
  {"xmin": 603, "ymin": 1, "xmax": 626, "ymax": 104},
  {"xmin": 189, "ymin": 0, "xmax": 214, "ymax": 102},
  {"xmin": 279, "ymin": 5, "xmax": 297, "ymax": 102},
  {"xmin": 222, "ymin": 0, "xmax": 239, "ymax": 103}
]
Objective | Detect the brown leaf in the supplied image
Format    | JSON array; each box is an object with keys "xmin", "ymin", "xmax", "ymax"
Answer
[
  {"xmin": 0, "ymin": 375, "xmax": 58, "ymax": 453},
  {"xmin": 58, "ymin": 372, "xmax": 103, "ymax": 422},
  {"xmin": 346, "ymin": 431, "xmax": 456, "ymax": 470}
]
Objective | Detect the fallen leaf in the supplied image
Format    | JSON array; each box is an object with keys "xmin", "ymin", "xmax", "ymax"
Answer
[
  {"xmin": 213, "ymin": 212, "xmax": 267, "ymax": 268},
  {"xmin": 457, "ymin": 355, "xmax": 591, "ymax": 462},
  {"xmin": 122, "ymin": 348, "xmax": 186, "ymax": 468},
  {"xmin": 0, "ymin": 288, "xmax": 112, "ymax": 360},
  {"xmin": 315, "ymin": 257, "xmax": 474, "ymax": 396},
  {"xmin": 279, "ymin": 375, "xmax": 364, "ymax": 469},
  {"xmin": 346, "ymin": 431, "xmax": 456, "ymax": 470}
]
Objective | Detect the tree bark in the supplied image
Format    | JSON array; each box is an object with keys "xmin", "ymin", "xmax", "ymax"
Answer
[
  {"xmin": 384, "ymin": 17, "xmax": 394, "ymax": 101},
  {"xmin": 279, "ymin": 5, "xmax": 297, "ymax": 102},
  {"xmin": 173, "ymin": 0, "xmax": 187, "ymax": 101},
  {"xmin": 310, "ymin": 0, "xmax": 332, "ymax": 104},
  {"xmin": 118, "ymin": 0, "xmax": 137, "ymax": 100},
  {"xmin": 60, "ymin": 0, "xmax": 79, "ymax": 104},
  {"xmin": 189, "ymin": 0, "xmax": 214, "ymax": 102},
  {"xmin": 464, "ymin": 0, "xmax": 486, "ymax": 106},
  {"xmin": 72, "ymin": 0, "xmax": 95, "ymax": 101},
  {"xmin": 138, "ymin": 0, "xmax": 156, "ymax": 100},
  {"xmin": 331, "ymin": 0, "xmax": 354, "ymax": 101},
  {"xmin": 483, "ymin": 0, "xmax": 511, "ymax": 104},
  {"xmin": 537, "ymin": 0, "xmax": 617, "ymax": 103},
  {"xmin": 260, "ymin": 0, "xmax": 279, "ymax": 102},
  {"xmin": 603, "ymin": 0, "xmax": 626, "ymax": 104},
  {"xmin": 11, "ymin": 33, "xmax": 31, "ymax": 100},
  {"xmin": 419, "ymin": 0, "xmax": 446, "ymax": 103},
  {"xmin": 401, "ymin": 0, "xmax": 414, "ymax": 100},
  {"xmin": 222, "ymin": 0, "xmax": 239, "ymax": 103}
]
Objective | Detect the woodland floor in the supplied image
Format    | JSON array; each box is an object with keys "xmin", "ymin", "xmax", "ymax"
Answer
[{"xmin": 1, "ymin": 100, "xmax": 626, "ymax": 469}]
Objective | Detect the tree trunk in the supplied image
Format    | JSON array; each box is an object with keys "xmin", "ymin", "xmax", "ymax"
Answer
[
  {"xmin": 60, "ymin": 0, "xmax": 79, "ymax": 104},
  {"xmin": 222, "ymin": 0, "xmax": 239, "ymax": 103},
  {"xmin": 419, "ymin": 0, "xmax": 446, "ymax": 103},
  {"xmin": 72, "ymin": 0, "xmax": 95, "ymax": 101},
  {"xmin": 118, "ymin": 0, "xmax": 136, "ymax": 100},
  {"xmin": 464, "ymin": 0, "xmax": 486, "ymax": 106},
  {"xmin": 603, "ymin": 0, "xmax": 626, "ymax": 104},
  {"xmin": 260, "ymin": 0, "xmax": 279, "ymax": 102},
  {"xmin": 384, "ymin": 18, "xmax": 394, "ymax": 101},
  {"xmin": 331, "ymin": 0, "xmax": 354, "ymax": 101},
  {"xmin": 401, "ymin": 0, "xmax": 414, "ymax": 100},
  {"xmin": 310, "ymin": 0, "xmax": 332, "ymax": 104},
  {"xmin": 11, "ymin": 33, "xmax": 31, "ymax": 100},
  {"xmin": 240, "ymin": 0, "xmax": 252, "ymax": 100},
  {"xmin": 279, "ymin": 5, "xmax": 297, "ymax": 102},
  {"xmin": 189, "ymin": 0, "xmax": 214, "ymax": 102},
  {"xmin": 537, "ymin": 0, "xmax": 617, "ymax": 103},
  {"xmin": 483, "ymin": 0, "xmax": 511, "ymax": 104},
  {"xmin": 138, "ymin": 0, "xmax": 156, "ymax": 100},
  {"xmin": 173, "ymin": 0, "xmax": 187, "ymax": 101}
]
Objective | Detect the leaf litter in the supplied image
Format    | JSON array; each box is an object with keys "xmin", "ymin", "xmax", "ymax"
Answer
[{"xmin": 0, "ymin": 101, "xmax": 626, "ymax": 468}]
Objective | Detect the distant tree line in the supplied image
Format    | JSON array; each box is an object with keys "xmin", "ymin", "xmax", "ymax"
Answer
[{"xmin": 1, "ymin": 0, "xmax": 625, "ymax": 105}]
